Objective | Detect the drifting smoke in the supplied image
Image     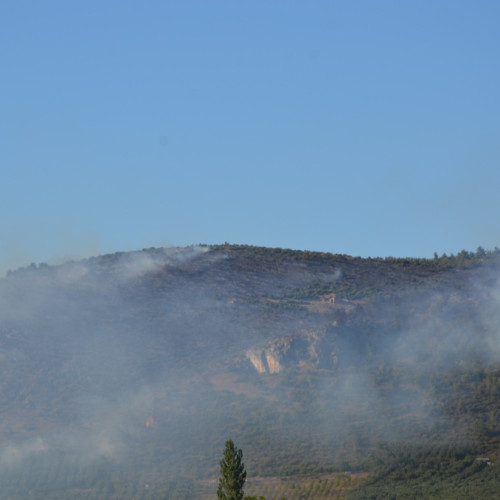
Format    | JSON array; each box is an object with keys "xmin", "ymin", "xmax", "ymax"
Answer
[
  {"xmin": 117, "ymin": 246, "xmax": 210, "ymax": 281},
  {"xmin": 0, "ymin": 437, "xmax": 48, "ymax": 467},
  {"xmin": 0, "ymin": 245, "xmax": 498, "ymax": 494}
]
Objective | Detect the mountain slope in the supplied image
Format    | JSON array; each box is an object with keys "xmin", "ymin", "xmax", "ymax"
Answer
[{"xmin": 0, "ymin": 245, "xmax": 499, "ymax": 498}]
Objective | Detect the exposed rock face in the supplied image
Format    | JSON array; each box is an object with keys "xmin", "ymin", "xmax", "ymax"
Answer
[
  {"xmin": 246, "ymin": 327, "xmax": 333, "ymax": 374},
  {"xmin": 246, "ymin": 347, "xmax": 280, "ymax": 373},
  {"xmin": 246, "ymin": 349, "xmax": 268, "ymax": 374},
  {"xmin": 265, "ymin": 350, "xmax": 282, "ymax": 374}
]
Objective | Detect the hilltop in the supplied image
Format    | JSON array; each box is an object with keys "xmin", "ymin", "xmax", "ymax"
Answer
[{"xmin": 0, "ymin": 244, "xmax": 499, "ymax": 498}]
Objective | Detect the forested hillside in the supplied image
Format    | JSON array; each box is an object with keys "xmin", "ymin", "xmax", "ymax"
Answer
[{"xmin": 0, "ymin": 245, "xmax": 498, "ymax": 499}]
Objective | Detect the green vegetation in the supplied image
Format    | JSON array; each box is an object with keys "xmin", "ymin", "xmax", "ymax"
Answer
[
  {"xmin": 0, "ymin": 244, "xmax": 499, "ymax": 498},
  {"xmin": 348, "ymin": 447, "xmax": 499, "ymax": 499},
  {"xmin": 218, "ymin": 439, "xmax": 247, "ymax": 500}
]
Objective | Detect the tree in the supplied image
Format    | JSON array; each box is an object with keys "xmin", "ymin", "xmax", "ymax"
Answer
[{"xmin": 217, "ymin": 439, "xmax": 247, "ymax": 500}]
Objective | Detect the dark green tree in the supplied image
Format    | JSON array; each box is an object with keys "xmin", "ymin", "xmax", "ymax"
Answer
[{"xmin": 217, "ymin": 439, "xmax": 247, "ymax": 500}]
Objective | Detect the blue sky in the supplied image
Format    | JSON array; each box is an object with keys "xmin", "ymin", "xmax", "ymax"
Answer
[{"xmin": 2, "ymin": 1, "xmax": 500, "ymax": 273}]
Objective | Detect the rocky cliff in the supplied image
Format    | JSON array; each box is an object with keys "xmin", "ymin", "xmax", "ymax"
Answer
[{"xmin": 246, "ymin": 326, "xmax": 335, "ymax": 374}]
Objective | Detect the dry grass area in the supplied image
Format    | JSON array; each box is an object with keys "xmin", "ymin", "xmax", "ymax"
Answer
[
  {"xmin": 210, "ymin": 371, "xmax": 271, "ymax": 400},
  {"xmin": 197, "ymin": 472, "xmax": 370, "ymax": 499}
]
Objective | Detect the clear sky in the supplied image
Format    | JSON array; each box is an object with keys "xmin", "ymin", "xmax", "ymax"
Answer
[{"xmin": 2, "ymin": 1, "xmax": 500, "ymax": 273}]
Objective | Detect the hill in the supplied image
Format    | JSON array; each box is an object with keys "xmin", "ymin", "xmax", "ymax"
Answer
[{"xmin": 0, "ymin": 244, "xmax": 499, "ymax": 498}]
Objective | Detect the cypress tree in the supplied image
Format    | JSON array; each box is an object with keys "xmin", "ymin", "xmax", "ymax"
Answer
[{"xmin": 217, "ymin": 439, "xmax": 246, "ymax": 500}]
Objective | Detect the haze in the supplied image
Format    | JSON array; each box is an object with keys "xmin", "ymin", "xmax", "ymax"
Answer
[{"xmin": 0, "ymin": 246, "xmax": 498, "ymax": 498}]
